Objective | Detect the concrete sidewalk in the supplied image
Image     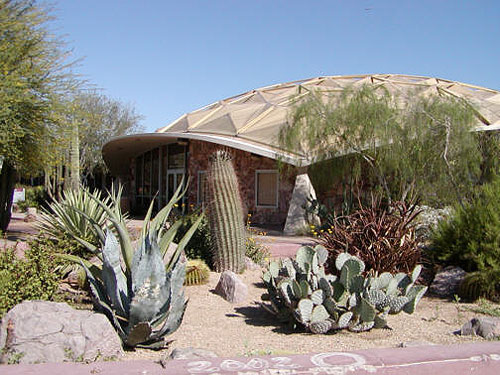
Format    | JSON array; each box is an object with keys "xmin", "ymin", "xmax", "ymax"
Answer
[
  {"xmin": 3, "ymin": 212, "xmax": 314, "ymax": 259},
  {"xmin": 2, "ymin": 342, "xmax": 499, "ymax": 374}
]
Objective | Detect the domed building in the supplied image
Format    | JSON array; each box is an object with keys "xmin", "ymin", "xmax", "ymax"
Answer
[{"xmin": 103, "ymin": 74, "xmax": 500, "ymax": 231}]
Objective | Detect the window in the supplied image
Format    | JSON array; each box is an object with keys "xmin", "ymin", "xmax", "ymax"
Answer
[
  {"xmin": 197, "ymin": 171, "xmax": 207, "ymax": 204},
  {"xmin": 255, "ymin": 170, "xmax": 278, "ymax": 207}
]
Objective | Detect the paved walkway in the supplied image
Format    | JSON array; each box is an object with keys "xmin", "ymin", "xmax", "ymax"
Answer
[
  {"xmin": 3, "ymin": 213, "xmax": 314, "ymax": 259},
  {"xmin": 2, "ymin": 342, "xmax": 500, "ymax": 374}
]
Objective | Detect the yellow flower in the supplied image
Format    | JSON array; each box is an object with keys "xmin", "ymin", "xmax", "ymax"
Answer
[{"xmin": 174, "ymin": 203, "xmax": 178, "ymax": 207}]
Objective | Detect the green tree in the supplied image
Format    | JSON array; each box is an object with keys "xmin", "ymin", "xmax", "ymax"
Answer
[
  {"xmin": 280, "ymin": 85, "xmax": 489, "ymax": 207},
  {"xmin": 0, "ymin": 0, "xmax": 78, "ymax": 230},
  {"xmin": 76, "ymin": 91, "xmax": 143, "ymax": 180}
]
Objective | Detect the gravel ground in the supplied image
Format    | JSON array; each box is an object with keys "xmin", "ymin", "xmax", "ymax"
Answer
[{"xmin": 124, "ymin": 268, "xmax": 485, "ymax": 361}]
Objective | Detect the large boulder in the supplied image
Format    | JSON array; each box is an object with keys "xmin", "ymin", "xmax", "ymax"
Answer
[
  {"xmin": 429, "ymin": 266, "xmax": 466, "ymax": 298},
  {"xmin": 0, "ymin": 301, "xmax": 123, "ymax": 364},
  {"xmin": 460, "ymin": 317, "xmax": 500, "ymax": 339},
  {"xmin": 215, "ymin": 271, "xmax": 248, "ymax": 304}
]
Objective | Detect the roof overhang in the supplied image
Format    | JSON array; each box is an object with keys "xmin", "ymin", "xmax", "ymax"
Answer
[
  {"xmin": 103, "ymin": 131, "xmax": 307, "ymax": 176},
  {"xmin": 102, "ymin": 133, "xmax": 179, "ymax": 175}
]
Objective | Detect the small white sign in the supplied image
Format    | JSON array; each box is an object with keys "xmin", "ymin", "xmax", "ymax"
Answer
[{"xmin": 13, "ymin": 188, "xmax": 25, "ymax": 203}]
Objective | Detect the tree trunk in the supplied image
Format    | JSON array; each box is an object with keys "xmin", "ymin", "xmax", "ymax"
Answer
[
  {"xmin": 0, "ymin": 161, "xmax": 16, "ymax": 232},
  {"xmin": 69, "ymin": 120, "xmax": 80, "ymax": 190}
]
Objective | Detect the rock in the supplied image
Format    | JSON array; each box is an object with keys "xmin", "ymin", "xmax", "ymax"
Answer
[
  {"xmin": 429, "ymin": 266, "xmax": 466, "ymax": 298},
  {"xmin": 215, "ymin": 270, "xmax": 248, "ymax": 303},
  {"xmin": 245, "ymin": 256, "xmax": 261, "ymax": 270},
  {"xmin": 0, "ymin": 301, "xmax": 123, "ymax": 364},
  {"xmin": 460, "ymin": 317, "xmax": 500, "ymax": 339},
  {"xmin": 26, "ymin": 207, "xmax": 38, "ymax": 216},
  {"xmin": 414, "ymin": 205, "xmax": 453, "ymax": 243},
  {"xmin": 169, "ymin": 347, "xmax": 218, "ymax": 360},
  {"xmin": 23, "ymin": 213, "xmax": 37, "ymax": 222},
  {"xmin": 284, "ymin": 173, "xmax": 321, "ymax": 235},
  {"xmin": 398, "ymin": 341, "xmax": 436, "ymax": 348}
]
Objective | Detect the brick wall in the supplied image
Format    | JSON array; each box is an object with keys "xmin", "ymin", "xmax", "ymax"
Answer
[{"xmin": 187, "ymin": 140, "xmax": 296, "ymax": 226}]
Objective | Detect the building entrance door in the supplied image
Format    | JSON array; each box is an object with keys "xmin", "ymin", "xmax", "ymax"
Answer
[{"xmin": 167, "ymin": 169, "xmax": 185, "ymax": 201}]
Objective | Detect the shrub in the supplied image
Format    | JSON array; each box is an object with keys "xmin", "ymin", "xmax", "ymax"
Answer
[
  {"xmin": 0, "ymin": 240, "xmax": 60, "ymax": 318},
  {"xmin": 174, "ymin": 210, "xmax": 271, "ymax": 270},
  {"xmin": 317, "ymin": 197, "xmax": 421, "ymax": 275},
  {"xmin": 430, "ymin": 176, "xmax": 500, "ymax": 300},
  {"xmin": 174, "ymin": 210, "xmax": 213, "ymax": 269},
  {"xmin": 261, "ymin": 245, "xmax": 426, "ymax": 333}
]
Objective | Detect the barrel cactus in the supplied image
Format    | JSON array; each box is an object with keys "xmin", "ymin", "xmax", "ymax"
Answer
[
  {"xmin": 261, "ymin": 245, "xmax": 427, "ymax": 334},
  {"xmin": 206, "ymin": 150, "xmax": 246, "ymax": 273}
]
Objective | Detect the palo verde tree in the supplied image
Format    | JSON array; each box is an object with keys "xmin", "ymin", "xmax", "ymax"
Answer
[
  {"xmin": 279, "ymin": 84, "xmax": 493, "ymax": 207},
  {"xmin": 0, "ymin": 0, "xmax": 77, "ymax": 230},
  {"xmin": 44, "ymin": 90, "xmax": 143, "ymax": 197}
]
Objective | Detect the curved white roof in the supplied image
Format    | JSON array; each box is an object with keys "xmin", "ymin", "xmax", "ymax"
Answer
[{"xmin": 104, "ymin": 74, "xmax": 500, "ymax": 173}]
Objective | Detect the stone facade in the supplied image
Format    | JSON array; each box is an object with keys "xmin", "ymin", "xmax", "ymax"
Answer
[{"xmin": 187, "ymin": 140, "xmax": 296, "ymax": 226}]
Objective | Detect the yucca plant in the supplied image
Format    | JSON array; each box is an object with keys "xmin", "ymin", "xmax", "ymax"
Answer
[
  {"xmin": 60, "ymin": 182, "xmax": 202, "ymax": 348},
  {"xmin": 37, "ymin": 187, "xmax": 118, "ymax": 256}
]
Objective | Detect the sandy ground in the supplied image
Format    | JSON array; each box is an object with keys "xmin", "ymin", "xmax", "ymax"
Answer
[{"xmin": 124, "ymin": 268, "xmax": 486, "ymax": 361}]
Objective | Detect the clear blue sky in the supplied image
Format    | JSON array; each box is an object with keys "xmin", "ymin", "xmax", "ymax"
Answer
[{"xmin": 53, "ymin": 0, "xmax": 500, "ymax": 133}]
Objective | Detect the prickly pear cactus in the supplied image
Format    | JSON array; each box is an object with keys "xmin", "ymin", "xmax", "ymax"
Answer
[
  {"xmin": 261, "ymin": 246, "xmax": 427, "ymax": 334},
  {"xmin": 206, "ymin": 150, "xmax": 246, "ymax": 273}
]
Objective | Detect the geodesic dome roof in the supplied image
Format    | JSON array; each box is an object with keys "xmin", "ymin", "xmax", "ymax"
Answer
[
  {"xmin": 157, "ymin": 74, "xmax": 500, "ymax": 162},
  {"xmin": 103, "ymin": 74, "xmax": 500, "ymax": 174}
]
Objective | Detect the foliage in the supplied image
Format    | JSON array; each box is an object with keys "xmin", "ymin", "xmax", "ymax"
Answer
[
  {"xmin": 466, "ymin": 298, "xmax": 500, "ymax": 318},
  {"xmin": 261, "ymin": 245, "xmax": 426, "ymax": 333},
  {"xmin": 206, "ymin": 150, "xmax": 246, "ymax": 273},
  {"xmin": 174, "ymin": 209, "xmax": 213, "ymax": 269},
  {"xmin": 245, "ymin": 215, "xmax": 271, "ymax": 267},
  {"xmin": 184, "ymin": 259, "xmax": 211, "ymax": 286},
  {"xmin": 317, "ymin": 197, "xmax": 421, "ymax": 275},
  {"xmin": 430, "ymin": 175, "xmax": 500, "ymax": 300},
  {"xmin": 280, "ymin": 85, "xmax": 484, "ymax": 207},
  {"xmin": 0, "ymin": 240, "xmax": 60, "ymax": 318},
  {"xmin": 37, "ymin": 187, "xmax": 115, "ymax": 258},
  {"xmin": 60, "ymin": 182, "xmax": 202, "ymax": 348},
  {"xmin": 0, "ymin": 0, "xmax": 79, "ymax": 230},
  {"xmin": 14, "ymin": 185, "xmax": 47, "ymax": 212}
]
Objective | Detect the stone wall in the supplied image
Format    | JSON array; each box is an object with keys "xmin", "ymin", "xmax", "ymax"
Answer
[{"xmin": 187, "ymin": 140, "xmax": 296, "ymax": 226}]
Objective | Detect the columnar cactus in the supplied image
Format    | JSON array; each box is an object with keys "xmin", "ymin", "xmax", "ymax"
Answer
[
  {"xmin": 207, "ymin": 150, "xmax": 246, "ymax": 273},
  {"xmin": 261, "ymin": 245, "xmax": 427, "ymax": 334}
]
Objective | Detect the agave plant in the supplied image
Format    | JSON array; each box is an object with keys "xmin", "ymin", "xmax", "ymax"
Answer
[{"xmin": 61, "ymin": 181, "xmax": 202, "ymax": 348}]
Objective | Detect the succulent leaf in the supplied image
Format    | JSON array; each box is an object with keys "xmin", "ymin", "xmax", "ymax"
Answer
[
  {"xmin": 311, "ymin": 289, "xmax": 325, "ymax": 305},
  {"xmin": 309, "ymin": 319, "xmax": 332, "ymax": 334},
  {"xmin": 335, "ymin": 252, "xmax": 352, "ymax": 271},
  {"xmin": 297, "ymin": 298, "xmax": 314, "ymax": 324},
  {"xmin": 311, "ymin": 305, "xmax": 330, "ymax": 323}
]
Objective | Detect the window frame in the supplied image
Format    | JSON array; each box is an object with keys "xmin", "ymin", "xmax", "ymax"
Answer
[{"xmin": 255, "ymin": 169, "xmax": 279, "ymax": 208}]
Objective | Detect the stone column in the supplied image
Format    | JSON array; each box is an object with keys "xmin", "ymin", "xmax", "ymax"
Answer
[{"xmin": 283, "ymin": 173, "xmax": 320, "ymax": 235}]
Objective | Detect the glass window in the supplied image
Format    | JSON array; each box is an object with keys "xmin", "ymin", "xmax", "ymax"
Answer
[
  {"xmin": 152, "ymin": 148, "xmax": 159, "ymax": 195},
  {"xmin": 168, "ymin": 144, "xmax": 185, "ymax": 169},
  {"xmin": 256, "ymin": 170, "xmax": 278, "ymax": 207},
  {"xmin": 135, "ymin": 155, "xmax": 143, "ymax": 195},
  {"xmin": 143, "ymin": 151, "xmax": 151, "ymax": 195}
]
